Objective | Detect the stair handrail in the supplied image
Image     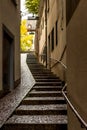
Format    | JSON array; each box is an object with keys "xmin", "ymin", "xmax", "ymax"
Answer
[
  {"xmin": 62, "ymin": 83, "xmax": 87, "ymax": 129},
  {"xmin": 39, "ymin": 54, "xmax": 67, "ymax": 69},
  {"xmin": 39, "ymin": 54, "xmax": 87, "ymax": 129},
  {"xmin": 49, "ymin": 57, "xmax": 67, "ymax": 69}
]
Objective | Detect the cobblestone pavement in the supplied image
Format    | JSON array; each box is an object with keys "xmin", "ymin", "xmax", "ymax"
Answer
[{"xmin": 0, "ymin": 54, "xmax": 35, "ymax": 128}]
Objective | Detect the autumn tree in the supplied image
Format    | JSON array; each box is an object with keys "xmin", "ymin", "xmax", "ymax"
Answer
[
  {"xmin": 25, "ymin": 0, "xmax": 40, "ymax": 15},
  {"xmin": 20, "ymin": 19, "xmax": 34, "ymax": 51}
]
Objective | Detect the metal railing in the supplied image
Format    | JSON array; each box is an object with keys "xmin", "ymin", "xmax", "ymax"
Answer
[
  {"xmin": 62, "ymin": 84, "xmax": 87, "ymax": 129},
  {"xmin": 39, "ymin": 53, "xmax": 87, "ymax": 129},
  {"xmin": 38, "ymin": 50, "xmax": 87, "ymax": 129},
  {"xmin": 50, "ymin": 57, "xmax": 67, "ymax": 69}
]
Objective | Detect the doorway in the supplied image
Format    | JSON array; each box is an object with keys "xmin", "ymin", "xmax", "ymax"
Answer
[{"xmin": 3, "ymin": 27, "xmax": 14, "ymax": 94}]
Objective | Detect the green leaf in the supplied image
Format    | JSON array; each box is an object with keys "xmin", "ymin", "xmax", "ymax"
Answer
[{"xmin": 25, "ymin": 0, "xmax": 40, "ymax": 14}]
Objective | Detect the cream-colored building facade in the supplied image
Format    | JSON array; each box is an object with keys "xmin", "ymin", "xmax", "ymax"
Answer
[
  {"xmin": 0, "ymin": 0, "xmax": 20, "ymax": 97},
  {"xmin": 35, "ymin": 0, "xmax": 87, "ymax": 129},
  {"xmin": 35, "ymin": 0, "xmax": 66, "ymax": 81}
]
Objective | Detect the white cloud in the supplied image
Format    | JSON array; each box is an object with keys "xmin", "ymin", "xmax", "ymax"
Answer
[{"xmin": 20, "ymin": 0, "xmax": 25, "ymax": 11}]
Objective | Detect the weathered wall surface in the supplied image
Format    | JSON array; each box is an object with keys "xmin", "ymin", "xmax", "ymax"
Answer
[
  {"xmin": 0, "ymin": 0, "xmax": 20, "ymax": 92},
  {"xmin": 67, "ymin": 0, "xmax": 87, "ymax": 129}
]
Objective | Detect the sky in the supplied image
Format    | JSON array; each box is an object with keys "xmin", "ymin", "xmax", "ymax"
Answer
[
  {"xmin": 20, "ymin": 0, "xmax": 35, "ymax": 49},
  {"xmin": 20, "ymin": 0, "xmax": 25, "ymax": 12},
  {"xmin": 20, "ymin": 0, "xmax": 33, "ymax": 19}
]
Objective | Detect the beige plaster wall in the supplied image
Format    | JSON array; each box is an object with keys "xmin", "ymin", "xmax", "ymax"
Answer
[
  {"xmin": 39, "ymin": 6, "xmax": 46, "ymax": 56},
  {"xmin": 0, "ymin": 0, "xmax": 20, "ymax": 91},
  {"xmin": 47, "ymin": 0, "xmax": 66, "ymax": 80},
  {"xmin": 0, "ymin": 21, "xmax": 2, "ymax": 91},
  {"xmin": 67, "ymin": 0, "xmax": 87, "ymax": 129}
]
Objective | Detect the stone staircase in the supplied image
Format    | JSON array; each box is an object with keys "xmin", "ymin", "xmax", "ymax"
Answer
[{"xmin": 2, "ymin": 53, "xmax": 67, "ymax": 130}]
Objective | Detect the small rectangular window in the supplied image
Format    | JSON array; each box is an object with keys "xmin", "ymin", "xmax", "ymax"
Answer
[
  {"xmin": 42, "ymin": 17, "xmax": 44, "ymax": 29},
  {"xmin": 51, "ymin": 28, "xmax": 54, "ymax": 51},
  {"xmin": 56, "ymin": 21, "xmax": 58, "ymax": 46}
]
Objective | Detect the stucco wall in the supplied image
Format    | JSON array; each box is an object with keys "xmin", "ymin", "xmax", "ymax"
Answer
[
  {"xmin": 67, "ymin": 0, "xmax": 87, "ymax": 129},
  {"xmin": 0, "ymin": 21, "xmax": 2, "ymax": 91},
  {"xmin": 0, "ymin": 0, "xmax": 20, "ymax": 91},
  {"xmin": 47, "ymin": 0, "xmax": 66, "ymax": 80},
  {"xmin": 39, "ymin": 6, "xmax": 46, "ymax": 56},
  {"xmin": 37, "ymin": 0, "xmax": 66, "ymax": 80}
]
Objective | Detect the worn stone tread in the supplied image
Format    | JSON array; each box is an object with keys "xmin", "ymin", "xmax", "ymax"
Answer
[
  {"xmin": 23, "ymin": 97, "xmax": 65, "ymax": 101},
  {"xmin": 5, "ymin": 115, "xmax": 67, "ymax": 124},
  {"xmin": 33, "ymin": 73, "xmax": 55, "ymax": 77},
  {"xmin": 35, "ymin": 82, "xmax": 62, "ymax": 86},
  {"xmin": 35, "ymin": 79, "xmax": 61, "ymax": 82},
  {"xmin": 16, "ymin": 104, "xmax": 67, "ymax": 111},
  {"xmin": 28, "ymin": 91, "xmax": 62, "ymax": 97},
  {"xmin": 33, "ymin": 76, "xmax": 59, "ymax": 79},
  {"xmin": 29, "ymin": 90, "xmax": 61, "ymax": 94},
  {"xmin": 31, "ymin": 86, "xmax": 62, "ymax": 91}
]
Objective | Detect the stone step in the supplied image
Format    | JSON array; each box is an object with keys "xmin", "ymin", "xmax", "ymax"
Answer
[
  {"xmin": 33, "ymin": 76, "xmax": 59, "ymax": 79},
  {"xmin": 28, "ymin": 91, "xmax": 62, "ymax": 97},
  {"xmin": 32, "ymin": 73, "xmax": 56, "ymax": 76},
  {"xmin": 30, "ymin": 70, "xmax": 53, "ymax": 76},
  {"xmin": 21, "ymin": 97, "xmax": 66, "ymax": 105},
  {"xmin": 27, "ymin": 58, "xmax": 37, "ymax": 61},
  {"xmin": 27, "ymin": 61, "xmax": 41, "ymax": 66},
  {"xmin": 27, "ymin": 59, "xmax": 37, "ymax": 61},
  {"xmin": 27, "ymin": 61, "xmax": 40, "ymax": 64},
  {"xmin": 29, "ymin": 68, "xmax": 50, "ymax": 70},
  {"xmin": 27, "ymin": 57, "xmax": 37, "ymax": 59},
  {"xmin": 27, "ymin": 59, "xmax": 38, "ymax": 61},
  {"xmin": 30, "ymin": 69, "xmax": 51, "ymax": 73},
  {"xmin": 27, "ymin": 64, "xmax": 44, "ymax": 67},
  {"xmin": 33, "ymin": 86, "xmax": 62, "ymax": 91},
  {"xmin": 3, "ymin": 115, "xmax": 67, "ymax": 130},
  {"xmin": 27, "ymin": 54, "xmax": 37, "ymax": 58},
  {"xmin": 28, "ymin": 66, "xmax": 47, "ymax": 69},
  {"xmin": 29, "ymin": 67, "xmax": 45, "ymax": 70},
  {"xmin": 15, "ymin": 104, "xmax": 67, "ymax": 115},
  {"xmin": 35, "ymin": 82, "xmax": 62, "ymax": 86},
  {"xmin": 31, "ymin": 72, "xmax": 53, "ymax": 75},
  {"xmin": 27, "ymin": 62, "xmax": 38, "ymax": 64},
  {"xmin": 35, "ymin": 79, "xmax": 61, "ymax": 82}
]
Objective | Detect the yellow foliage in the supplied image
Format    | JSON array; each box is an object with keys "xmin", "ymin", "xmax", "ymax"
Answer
[
  {"xmin": 20, "ymin": 20, "xmax": 34, "ymax": 51},
  {"xmin": 20, "ymin": 20, "xmax": 27, "ymax": 36}
]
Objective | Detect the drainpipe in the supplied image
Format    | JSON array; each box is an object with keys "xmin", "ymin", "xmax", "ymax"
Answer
[{"xmin": 45, "ymin": 0, "xmax": 47, "ymax": 67}]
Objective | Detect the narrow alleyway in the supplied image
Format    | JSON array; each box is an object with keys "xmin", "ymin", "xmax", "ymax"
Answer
[
  {"xmin": 1, "ymin": 52, "xmax": 67, "ymax": 130},
  {"xmin": 0, "ymin": 54, "xmax": 35, "ymax": 128}
]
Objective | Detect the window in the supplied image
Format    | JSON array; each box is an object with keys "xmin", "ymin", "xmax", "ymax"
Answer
[
  {"xmin": 47, "ymin": 0, "xmax": 50, "ymax": 12},
  {"xmin": 42, "ymin": 17, "xmax": 44, "ymax": 29},
  {"xmin": 48, "ymin": 34, "xmax": 50, "ymax": 54},
  {"xmin": 48, "ymin": 35, "xmax": 50, "ymax": 46},
  {"xmin": 48, "ymin": 34, "xmax": 51, "ymax": 58},
  {"xmin": 56, "ymin": 21, "xmax": 58, "ymax": 46},
  {"xmin": 51, "ymin": 28, "xmax": 54, "ymax": 51}
]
